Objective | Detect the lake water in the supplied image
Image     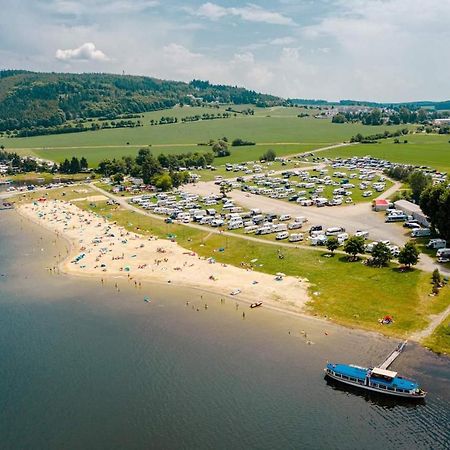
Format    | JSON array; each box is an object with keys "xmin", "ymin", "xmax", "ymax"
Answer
[{"xmin": 0, "ymin": 210, "xmax": 449, "ymax": 449}]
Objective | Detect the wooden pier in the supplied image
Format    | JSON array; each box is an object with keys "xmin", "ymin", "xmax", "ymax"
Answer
[{"xmin": 378, "ymin": 340, "xmax": 408, "ymax": 370}]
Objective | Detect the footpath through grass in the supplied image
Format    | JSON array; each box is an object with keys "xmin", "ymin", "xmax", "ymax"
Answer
[{"xmin": 423, "ymin": 316, "xmax": 450, "ymax": 355}]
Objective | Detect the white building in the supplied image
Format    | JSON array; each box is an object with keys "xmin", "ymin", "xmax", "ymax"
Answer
[{"xmin": 394, "ymin": 200, "xmax": 429, "ymax": 227}]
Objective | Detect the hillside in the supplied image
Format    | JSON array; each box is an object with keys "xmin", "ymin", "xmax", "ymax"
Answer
[{"xmin": 0, "ymin": 70, "xmax": 284, "ymax": 132}]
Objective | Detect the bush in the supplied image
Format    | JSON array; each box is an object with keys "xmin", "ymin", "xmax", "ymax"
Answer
[
  {"xmin": 260, "ymin": 149, "xmax": 276, "ymax": 162},
  {"xmin": 232, "ymin": 138, "xmax": 255, "ymax": 146}
]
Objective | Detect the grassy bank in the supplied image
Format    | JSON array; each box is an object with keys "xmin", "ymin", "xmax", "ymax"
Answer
[{"xmin": 423, "ymin": 315, "xmax": 450, "ymax": 355}]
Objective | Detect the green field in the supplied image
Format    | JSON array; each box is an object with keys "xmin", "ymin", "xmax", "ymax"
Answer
[
  {"xmin": 0, "ymin": 106, "xmax": 413, "ymax": 166},
  {"xmin": 319, "ymin": 133, "xmax": 450, "ymax": 173}
]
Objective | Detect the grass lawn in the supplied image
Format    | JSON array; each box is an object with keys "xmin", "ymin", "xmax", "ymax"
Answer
[
  {"xmin": 4, "ymin": 172, "xmax": 93, "ymax": 183},
  {"xmin": 0, "ymin": 105, "xmax": 412, "ymax": 166},
  {"xmin": 423, "ymin": 313, "xmax": 450, "ymax": 355},
  {"xmin": 319, "ymin": 133, "xmax": 450, "ymax": 173},
  {"xmin": 26, "ymin": 188, "xmax": 444, "ymax": 339}
]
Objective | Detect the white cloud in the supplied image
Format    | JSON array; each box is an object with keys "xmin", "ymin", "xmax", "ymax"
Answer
[
  {"xmin": 269, "ymin": 37, "xmax": 296, "ymax": 46},
  {"xmin": 194, "ymin": 2, "xmax": 294, "ymax": 25},
  {"xmin": 50, "ymin": 0, "xmax": 159, "ymax": 15},
  {"xmin": 55, "ymin": 42, "xmax": 109, "ymax": 61}
]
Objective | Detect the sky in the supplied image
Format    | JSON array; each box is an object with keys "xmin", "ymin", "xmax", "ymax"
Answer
[{"xmin": 1, "ymin": 0, "xmax": 449, "ymax": 102}]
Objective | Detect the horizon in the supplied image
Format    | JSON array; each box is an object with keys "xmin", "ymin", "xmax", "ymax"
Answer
[
  {"xmin": 2, "ymin": 68, "xmax": 450, "ymax": 105},
  {"xmin": 2, "ymin": 0, "xmax": 449, "ymax": 103}
]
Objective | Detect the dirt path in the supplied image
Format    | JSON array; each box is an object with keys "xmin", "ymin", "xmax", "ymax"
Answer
[{"xmin": 410, "ymin": 303, "xmax": 450, "ymax": 341}]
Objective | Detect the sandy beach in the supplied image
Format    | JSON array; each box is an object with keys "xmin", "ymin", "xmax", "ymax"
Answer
[{"xmin": 18, "ymin": 199, "xmax": 310, "ymax": 312}]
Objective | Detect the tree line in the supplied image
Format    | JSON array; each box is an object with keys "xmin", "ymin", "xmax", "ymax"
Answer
[
  {"xmin": 97, "ymin": 149, "xmax": 215, "ymax": 190},
  {"xmin": 332, "ymin": 106, "xmax": 448, "ymax": 126},
  {"xmin": 0, "ymin": 71, "xmax": 283, "ymax": 133},
  {"xmin": 350, "ymin": 128, "xmax": 409, "ymax": 143},
  {"xmin": 0, "ymin": 148, "xmax": 89, "ymax": 175}
]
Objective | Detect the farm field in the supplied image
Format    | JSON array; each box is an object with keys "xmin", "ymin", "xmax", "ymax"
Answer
[
  {"xmin": 319, "ymin": 133, "xmax": 450, "ymax": 173},
  {"xmin": 0, "ymin": 106, "xmax": 411, "ymax": 166}
]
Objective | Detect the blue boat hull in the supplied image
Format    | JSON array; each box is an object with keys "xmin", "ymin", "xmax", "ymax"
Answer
[{"xmin": 324, "ymin": 370, "xmax": 426, "ymax": 399}]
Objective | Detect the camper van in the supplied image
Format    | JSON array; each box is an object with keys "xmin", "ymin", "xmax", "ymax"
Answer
[
  {"xmin": 256, "ymin": 225, "xmax": 273, "ymax": 235},
  {"xmin": 427, "ymin": 239, "xmax": 446, "ymax": 250},
  {"xmin": 436, "ymin": 248, "xmax": 450, "ymax": 258},
  {"xmin": 310, "ymin": 234, "xmax": 327, "ymax": 246},
  {"xmin": 228, "ymin": 221, "xmax": 243, "ymax": 230},
  {"xmin": 411, "ymin": 228, "xmax": 431, "ymax": 238},
  {"xmin": 276, "ymin": 231, "xmax": 289, "ymax": 240},
  {"xmin": 244, "ymin": 225, "xmax": 259, "ymax": 234},
  {"xmin": 288, "ymin": 222, "xmax": 302, "ymax": 230},
  {"xmin": 289, "ymin": 233, "xmax": 304, "ymax": 242},
  {"xmin": 272, "ymin": 223, "xmax": 288, "ymax": 233},
  {"xmin": 325, "ymin": 227, "xmax": 346, "ymax": 236},
  {"xmin": 385, "ymin": 214, "xmax": 407, "ymax": 223}
]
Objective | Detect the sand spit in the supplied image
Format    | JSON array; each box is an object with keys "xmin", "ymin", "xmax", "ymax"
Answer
[{"xmin": 19, "ymin": 200, "xmax": 310, "ymax": 312}]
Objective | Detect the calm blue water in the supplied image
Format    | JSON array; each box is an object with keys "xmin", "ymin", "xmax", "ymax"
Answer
[{"xmin": 0, "ymin": 210, "xmax": 449, "ymax": 449}]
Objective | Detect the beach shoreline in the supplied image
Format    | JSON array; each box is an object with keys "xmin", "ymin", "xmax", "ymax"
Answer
[{"xmin": 17, "ymin": 199, "xmax": 313, "ymax": 317}]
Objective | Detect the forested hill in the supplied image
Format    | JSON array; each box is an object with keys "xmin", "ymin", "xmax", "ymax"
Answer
[{"xmin": 0, "ymin": 70, "xmax": 284, "ymax": 132}]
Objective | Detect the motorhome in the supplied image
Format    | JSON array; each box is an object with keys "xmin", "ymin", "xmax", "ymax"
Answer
[
  {"xmin": 385, "ymin": 214, "xmax": 407, "ymax": 223},
  {"xmin": 256, "ymin": 225, "xmax": 272, "ymax": 235},
  {"xmin": 289, "ymin": 233, "xmax": 304, "ymax": 242},
  {"xmin": 272, "ymin": 223, "xmax": 288, "ymax": 233},
  {"xmin": 326, "ymin": 227, "xmax": 346, "ymax": 236},
  {"xmin": 427, "ymin": 239, "xmax": 446, "ymax": 249},
  {"xmin": 288, "ymin": 222, "xmax": 302, "ymax": 230},
  {"xmin": 436, "ymin": 248, "xmax": 450, "ymax": 258},
  {"xmin": 411, "ymin": 228, "xmax": 431, "ymax": 237},
  {"xmin": 310, "ymin": 235, "xmax": 327, "ymax": 246}
]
